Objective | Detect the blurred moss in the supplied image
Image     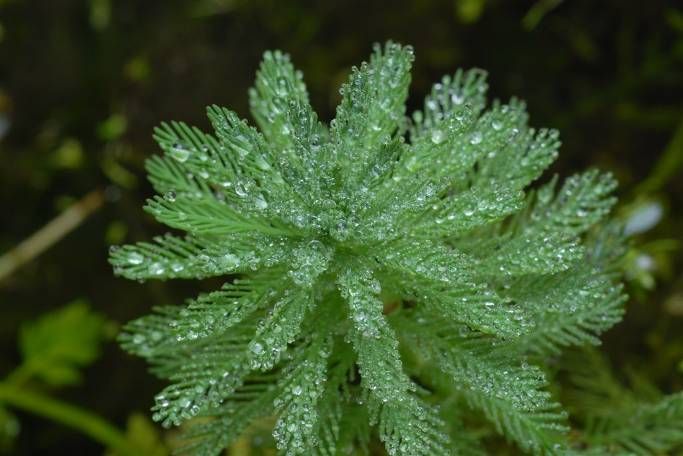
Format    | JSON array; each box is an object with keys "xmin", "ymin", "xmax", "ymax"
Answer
[
  {"xmin": 97, "ymin": 114, "xmax": 128, "ymax": 142},
  {"xmin": 454, "ymin": 0, "xmax": 486, "ymax": 24},
  {"xmin": 124, "ymin": 56, "xmax": 151, "ymax": 83},
  {"xmin": 89, "ymin": 0, "xmax": 110, "ymax": 31},
  {"xmin": 522, "ymin": 0, "xmax": 563, "ymax": 30},
  {"xmin": 105, "ymin": 221, "xmax": 128, "ymax": 245},
  {"xmin": 52, "ymin": 138, "xmax": 84, "ymax": 170}
]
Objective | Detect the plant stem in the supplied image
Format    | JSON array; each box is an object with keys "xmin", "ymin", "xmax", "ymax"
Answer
[
  {"xmin": 0, "ymin": 189, "xmax": 104, "ymax": 283},
  {"xmin": 0, "ymin": 382, "xmax": 135, "ymax": 454},
  {"xmin": 3, "ymin": 362, "xmax": 34, "ymax": 386}
]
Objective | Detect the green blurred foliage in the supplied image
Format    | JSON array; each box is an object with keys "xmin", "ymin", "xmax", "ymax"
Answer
[
  {"xmin": 17, "ymin": 300, "xmax": 113, "ymax": 387},
  {"xmin": 105, "ymin": 413, "xmax": 167, "ymax": 456},
  {"xmin": 0, "ymin": 0, "xmax": 681, "ymax": 453},
  {"xmin": 97, "ymin": 114, "xmax": 127, "ymax": 143},
  {"xmin": 0, "ymin": 302, "xmax": 170, "ymax": 455},
  {"xmin": 455, "ymin": 0, "xmax": 487, "ymax": 24}
]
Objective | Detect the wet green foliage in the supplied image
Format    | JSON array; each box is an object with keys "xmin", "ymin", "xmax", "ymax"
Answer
[
  {"xmin": 111, "ymin": 42, "xmax": 634, "ymax": 455},
  {"xmin": 1, "ymin": 1, "xmax": 682, "ymax": 454}
]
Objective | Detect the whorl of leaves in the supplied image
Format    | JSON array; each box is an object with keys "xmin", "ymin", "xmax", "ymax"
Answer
[{"xmin": 111, "ymin": 42, "xmax": 626, "ymax": 455}]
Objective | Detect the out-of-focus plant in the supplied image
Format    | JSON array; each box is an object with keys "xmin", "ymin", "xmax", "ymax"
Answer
[
  {"xmin": 0, "ymin": 301, "xmax": 166, "ymax": 455},
  {"xmin": 621, "ymin": 120, "xmax": 683, "ymax": 294},
  {"xmin": 561, "ymin": 347, "xmax": 683, "ymax": 454}
]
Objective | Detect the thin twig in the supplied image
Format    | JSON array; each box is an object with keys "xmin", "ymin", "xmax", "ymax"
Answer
[{"xmin": 0, "ymin": 189, "xmax": 104, "ymax": 282}]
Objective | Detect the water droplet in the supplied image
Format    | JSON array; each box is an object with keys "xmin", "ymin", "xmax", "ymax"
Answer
[
  {"xmin": 451, "ymin": 92, "xmax": 464, "ymax": 105},
  {"xmin": 251, "ymin": 342, "xmax": 264, "ymax": 354},
  {"xmin": 164, "ymin": 190, "xmax": 176, "ymax": 202},
  {"xmin": 431, "ymin": 129, "xmax": 445, "ymax": 144},
  {"xmin": 169, "ymin": 142, "xmax": 190, "ymax": 162},
  {"xmin": 469, "ymin": 131, "xmax": 482, "ymax": 145},
  {"xmin": 636, "ymin": 254, "xmax": 655, "ymax": 271},
  {"xmin": 254, "ymin": 155, "xmax": 271, "ymax": 171},
  {"xmin": 624, "ymin": 201, "xmax": 663, "ymax": 236},
  {"xmin": 127, "ymin": 252, "xmax": 144, "ymax": 265},
  {"xmin": 149, "ymin": 262, "xmax": 165, "ymax": 275},
  {"xmin": 254, "ymin": 195, "xmax": 268, "ymax": 210},
  {"xmin": 234, "ymin": 183, "xmax": 248, "ymax": 198},
  {"xmin": 276, "ymin": 77, "xmax": 288, "ymax": 97},
  {"xmin": 492, "ymin": 120, "xmax": 503, "ymax": 130},
  {"xmin": 292, "ymin": 385, "xmax": 302, "ymax": 396},
  {"xmin": 220, "ymin": 253, "xmax": 240, "ymax": 269}
]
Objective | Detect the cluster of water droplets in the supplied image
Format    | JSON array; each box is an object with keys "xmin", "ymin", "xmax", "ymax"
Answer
[
  {"xmin": 339, "ymin": 267, "xmax": 384, "ymax": 339},
  {"xmin": 378, "ymin": 398, "xmax": 450, "ymax": 456},
  {"xmin": 168, "ymin": 141, "xmax": 192, "ymax": 163},
  {"xmin": 111, "ymin": 241, "xmax": 267, "ymax": 282},
  {"xmin": 151, "ymin": 364, "xmax": 252, "ymax": 428},
  {"xmin": 272, "ymin": 344, "xmax": 329, "ymax": 454},
  {"xmin": 287, "ymin": 239, "xmax": 333, "ymax": 287},
  {"xmin": 491, "ymin": 234, "xmax": 582, "ymax": 277},
  {"xmin": 247, "ymin": 289, "xmax": 312, "ymax": 371}
]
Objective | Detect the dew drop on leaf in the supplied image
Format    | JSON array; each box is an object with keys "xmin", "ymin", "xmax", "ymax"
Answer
[
  {"xmin": 251, "ymin": 342, "xmax": 264, "ymax": 354},
  {"xmin": 127, "ymin": 252, "xmax": 144, "ymax": 265},
  {"xmin": 169, "ymin": 142, "xmax": 191, "ymax": 162},
  {"xmin": 149, "ymin": 262, "xmax": 165, "ymax": 275},
  {"xmin": 254, "ymin": 195, "xmax": 268, "ymax": 209},
  {"xmin": 431, "ymin": 129, "xmax": 445, "ymax": 144}
]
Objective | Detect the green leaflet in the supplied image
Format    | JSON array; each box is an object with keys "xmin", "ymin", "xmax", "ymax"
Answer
[
  {"xmin": 177, "ymin": 374, "xmax": 278, "ymax": 455},
  {"xmin": 332, "ymin": 42, "xmax": 413, "ymax": 188},
  {"xmin": 111, "ymin": 41, "xmax": 629, "ymax": 455},
  {"xmin": 336, "ymin": 262, "xmax": 413, "ymax": 399},
  {"xmin": 272, "ymin": 334, "xmax": 332, "ymax": 453},
  {"xmin": 564, "ymin": 349, "xmax": 683, "ymax": 455},
  {"xmin": 394, "ymin": 311, "xmax": 568, "ymax": 453}
]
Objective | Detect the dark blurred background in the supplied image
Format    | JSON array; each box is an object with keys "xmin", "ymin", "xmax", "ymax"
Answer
[{"xmin": 0, "ymin": 0, "xmax": 681, "ymax": 454}]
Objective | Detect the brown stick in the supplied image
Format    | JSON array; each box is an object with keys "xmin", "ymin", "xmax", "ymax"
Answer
[{"xmin": 0, "ymin": 189, "xmax": 104, "ymax": 282}]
